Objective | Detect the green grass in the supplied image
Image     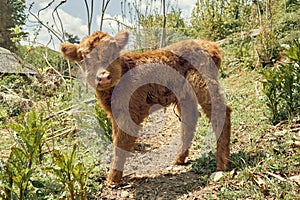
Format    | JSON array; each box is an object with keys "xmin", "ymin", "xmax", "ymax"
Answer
[{"xmin": 193, "ymin": 67, "xmax": 300, "ymax": 199}]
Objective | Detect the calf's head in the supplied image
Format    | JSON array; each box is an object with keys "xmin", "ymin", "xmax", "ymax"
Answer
[{"xmin": 60, "ymin": 30, "xmax": 129, "ymax": 90}]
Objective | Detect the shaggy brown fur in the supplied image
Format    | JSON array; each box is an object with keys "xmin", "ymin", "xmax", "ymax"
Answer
[{"xmin": 61, "ymin": 30, "xmax": 231, "ymax": 186}]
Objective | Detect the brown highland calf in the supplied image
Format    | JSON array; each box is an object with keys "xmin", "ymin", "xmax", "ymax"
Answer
[{"xmin": 60, "ymin": 30, "xmax": 231, "ymax": 186}]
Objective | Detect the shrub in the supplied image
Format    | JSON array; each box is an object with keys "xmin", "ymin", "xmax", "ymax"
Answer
[
  {"xmin": 94, "ymin": 103, "xmax": 112, "ymax": 142},
  {"xmin": 0, "ymin": 110, "xmax": 49, "ymax": 199},
  {"xmin": 262, "ymin": 39, "xmax": 300, "ymax": 124},
  {"xmin": 44, "ymin": 144, "xmax": 95, "ymax": 200}
]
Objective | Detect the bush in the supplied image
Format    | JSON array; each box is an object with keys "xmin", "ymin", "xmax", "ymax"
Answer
[
  {"xmin": 94, "ymin": 103, "xmax": 112, "ymax": 142},
  {"xmin": 262, "ymin": 39, "xmax": 300, "ymax": 124},
  {"xmin": 0, "ymin": 110, "xmax": 49, "ymax": 199},
  {"xmin": 16, "ymin": 46, "xmax": 67, "ymax": 73}
]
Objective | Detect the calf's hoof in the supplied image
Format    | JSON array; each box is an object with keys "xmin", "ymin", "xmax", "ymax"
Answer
[
  {"xmin": 107, "ymin": 169, "xmax": 123, "ymax": 187},
  {"xmin": 174, "ymin": 150, "xmax": 189, "ymax": 165},
  {"xmin": 174, "ymin": 158, "xmax": 185, "ymax": 165}
]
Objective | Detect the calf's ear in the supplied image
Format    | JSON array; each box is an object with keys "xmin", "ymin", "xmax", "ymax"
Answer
[
  {"xmin": 60, "ymin": 43, "xmax": 82, "ymax": 62},
  {"xmin": 115, "ymin": 30, "xmax": 129, "ymax": 49}
]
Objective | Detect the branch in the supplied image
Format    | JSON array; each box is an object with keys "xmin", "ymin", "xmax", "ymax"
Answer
[
  {"xmin": 89, "ymin": 0, "xmax": 94, "ymax": 33},
  {"xmin": 52, "ymin": 0, "xmax": 67, "ymax": 40},
  {"xmin": 160, "ymin": 0, "xmax": 166, "ymax": 48},
  {"xmin": 103, "ymin": 17, "xmax": 133, "ymax": 29},
  {"xmin": 43, "ymin": 51, "xmax": 67, "ymax": 85},
  {"xmin": 84, "ymin": 0, "xmax": 94, "ymax": 34},
  {"xmin": 46, "ymin": 127, "xmax": 77, "ymax": 142},
  {"xmin": 37, "ymin": 0, "xmax": 55, "ymax": 17},
  {"xmin": 44, "ymin": 98, "xmax": 96, "ymax": 121},
  {"xmin": 266, "ymin": 171, "xmax": 287, "ymax": 182},
  {"xmin": 28, "ymin": 3, "xmax": 63, "ymax": 43},
  {"xmin": 100, "ymin": 0, "xmax": 110, "ymax": 31}
]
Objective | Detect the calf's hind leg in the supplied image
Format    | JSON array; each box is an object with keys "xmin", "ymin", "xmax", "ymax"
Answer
[
  {"xmin": 200, "ymin": 103, "xmax": 231, "ymax": 170},
  {"xmin": 186, "ymin": 69, "xmax": 231, "ymax": 170},
  {"xmin": 174, "ymin": 96, "xmax": 199, "ymax": 165}
]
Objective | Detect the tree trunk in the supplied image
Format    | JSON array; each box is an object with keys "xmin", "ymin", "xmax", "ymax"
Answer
[{"xmin": 160, "ymin": 0, "xmax": 166, "ymax": 48}]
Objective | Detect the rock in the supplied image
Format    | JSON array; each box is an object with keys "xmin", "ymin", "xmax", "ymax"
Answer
[
  {"xmin": 210, "ymin": 171, "xmax": 224, "ymax": 182},
  {"xmin": 120, "ymin": 190, "xmax": 130, "ymax": 198},
  {"xmin": 289, "ymin": 175, "xmax": 300, "ymax": 185}
]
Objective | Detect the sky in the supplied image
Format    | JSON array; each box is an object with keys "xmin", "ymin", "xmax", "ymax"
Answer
[{"xmin": 23, "ymin": 0, "xmax": 197, "ymax": 50}]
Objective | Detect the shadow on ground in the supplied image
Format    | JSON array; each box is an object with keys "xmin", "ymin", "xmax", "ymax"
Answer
[{"xmin": 98, "ymin": 149, "xmax": 267, "ymax": 199}]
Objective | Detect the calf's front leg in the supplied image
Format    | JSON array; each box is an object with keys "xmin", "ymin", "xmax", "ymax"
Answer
[{"xmin": 107, "ymin": 124, "xmax": 137, "ymax": 186}]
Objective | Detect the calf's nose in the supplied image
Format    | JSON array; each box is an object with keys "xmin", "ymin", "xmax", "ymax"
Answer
[{"xmin": 97, "ymin": 71, "xmax": 112, "ymax": 85}]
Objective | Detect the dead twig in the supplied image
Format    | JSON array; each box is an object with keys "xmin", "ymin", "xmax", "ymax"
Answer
[
  {"xmin": 43, "ymin": 52, "xmax": 67, "ymax": 85},
  {"xmin": 28, "ymin": 3, "xmax": 63, "ymax": 43},
  {"xmin": 44, "ymin": 98, "xmax": 96, "ymax": 120},
  {"xmin": 46, "ymin": 126, "xmax": 77, "ymax": 142},
  {"xmin": 290, "ymin": 127, "xmax": 300, "ymax": 132},
  {"xmin": 103, "ymin": 17, "xmax": 133, "ymax": 29},
  {"xmin": 99, "ymin": 0, "xmax": 111, "ymax": 31},
  {"xmin": 266, "ymin": 171, "xmax": 287, "ymax": 182}
]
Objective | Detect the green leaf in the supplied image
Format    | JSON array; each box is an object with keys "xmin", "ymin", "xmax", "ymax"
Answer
[
  {"xmin": 285, "ymin": 39, "xmax": 300, "ymax": 62},
  {"xmin": 9, "ymin": 147, "xmax": 27, "ymax": 164},
  {"xmin": 53, "ymin": 150, "xmax": 66, "ymax": 170},
  {"xmin": 31, "ymin": 180, "xmax": 45, "ymax": 188},
  {"xmin": 67, "ymin": 144, "xmax": 77, "ymax": 171},
  {"xmin": 73, "ymin": 162, "xmax": 84, "ymax": 180}
]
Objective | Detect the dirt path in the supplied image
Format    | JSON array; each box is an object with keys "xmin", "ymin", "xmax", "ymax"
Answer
[{"xmin": 97, "ymin": 107, "xmax": 219, "ymax": 199}]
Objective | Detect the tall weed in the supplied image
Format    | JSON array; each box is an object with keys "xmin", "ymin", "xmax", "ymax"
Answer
[
  {"xmin": 262, "ymin": 39, "xmax": 300, "ymax": 123},
  {"xmin": 0, "ymin": 110, "xmax": 49, "ymax": 199},
  {"xmin": 94, "ymin": 103, "xmax": 112, "ymax": 142},
  {"xmin": 44, "ymin": 144, "xmax": 95, "ymax": 200}
]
